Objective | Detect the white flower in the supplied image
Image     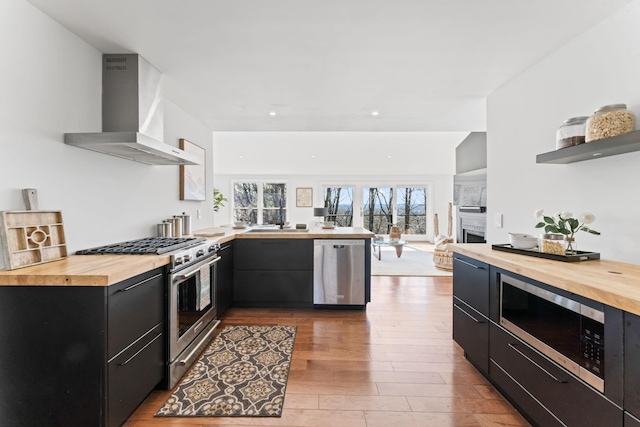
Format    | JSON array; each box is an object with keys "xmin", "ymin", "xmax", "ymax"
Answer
[
  {"xmin": 533, "ymin": 209, "xmax": 544, "ymax": 218},
  {"xmin": 580, "ymin": 212, "xmax": 596, "ymax": 224},
  {"xmin": 562, "ymin": 211, "xmax": 573, "ymax": 219}
]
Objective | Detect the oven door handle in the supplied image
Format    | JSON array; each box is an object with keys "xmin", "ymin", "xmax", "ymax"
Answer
[
  {"xmin": 173, "ymin": 256, "xmax": 221, "ymax": 282},
  {"xmin": 508, "ymin": 343, "xmax": 567, "ymax": 384}
]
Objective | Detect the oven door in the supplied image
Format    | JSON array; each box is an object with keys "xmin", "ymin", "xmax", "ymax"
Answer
[{"xmin": 169, "ymin": 256, "xmax": 220, "ymax": 363}]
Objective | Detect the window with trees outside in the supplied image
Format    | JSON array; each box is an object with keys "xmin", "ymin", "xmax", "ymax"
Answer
[
  {"xmin": 362, "ymin": 186, "xmax": 428, "ymax": 236},
  {"xmin": 363, "ymin": 187, "xmax": 393, "ymax": 234},
  {"xmin": 233, "ymin": 182, "xmax": 287, "ymax": 225},
  {"xmin": 396, "ymin": 187, "xmax": 427, "ymax": 235},
  {"xmin": 322, "ymin": 187, "xmax": 353, "ymax": 226}
]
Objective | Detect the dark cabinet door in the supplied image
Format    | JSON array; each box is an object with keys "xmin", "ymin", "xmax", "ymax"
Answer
[
  {"xmin": 490, "ymin": 323, "xmax": 623, "ymax": 427},
  {"xmin": 626, "ymin": 411, "xmax": 640, "ymax": 427},
  {"xmin": 107, "ymin": 322, "xmax": 165, "ymax": 427},
  {"xmin": 107, "ymin": 268, "xmax": 165, "ymax": 360},
  {"xmin": 453, "ymin": 298, "xmax": 489, "ymax": 375},
  {"xmin": 452, "ymin": 254, "xmax": 489, "ymax": 317},
  {"xmin": 216, "ymin": 241, "xmax": 234, "ymax": 317},
  {"xmin": 625, "ymin": 312, "xmax": 640, "ymax": 419},
  {"xmin": 452, "ymin": 253, "xmax": 490, "ymax": 375},
  {"xmin": 234, "ymin": 270, "xmax": 313, "ymax": 308},
  {"xmin": 234, "ymin": 239, "xmax": 313, "ymax": 270}
]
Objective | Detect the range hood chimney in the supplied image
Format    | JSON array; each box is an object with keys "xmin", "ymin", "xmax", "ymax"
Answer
[{"xmin": 64, "ymin": 54, "xmax": 200, "ymax": 166}]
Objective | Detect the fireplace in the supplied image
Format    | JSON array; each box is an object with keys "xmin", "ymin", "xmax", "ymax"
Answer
[{"xmin": 457, "ymin": 207, "xmax": 487, "ymax": 244}]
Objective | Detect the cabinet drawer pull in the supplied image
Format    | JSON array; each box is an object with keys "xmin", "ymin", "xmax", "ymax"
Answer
[
  {"xmin": 119, "ymin": 273, "xmax": 162, "ymax": 292},
  {"xmin": 455, "ymin": 258, "xmax": 484, "ymax": 270},
  {"xmin": 453, "ymin": 303, "xmax": 484, "ymax": 323},
  {"xmin": 118, "ymin": 332, "xmax": 163, "ymax": 366},
  {"xmin": 508, "ymin": 343, "xmax": 567, "ymax": 384}
]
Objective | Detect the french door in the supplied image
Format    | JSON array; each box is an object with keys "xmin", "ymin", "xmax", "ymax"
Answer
[{"xmin": 322, "ymin": 184, "xmax": 431, "ymax": 240}]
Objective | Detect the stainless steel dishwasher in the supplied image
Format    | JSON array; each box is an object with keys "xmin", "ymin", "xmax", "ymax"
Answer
[{"xmin": 313, "ymin": 239, "xmax": 365, "ymax": 306}]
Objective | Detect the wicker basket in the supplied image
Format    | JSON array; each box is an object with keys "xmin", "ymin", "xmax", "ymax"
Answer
[{"xmin": 433, "ymin": 237, "xmax": 454, "ymax": 271}]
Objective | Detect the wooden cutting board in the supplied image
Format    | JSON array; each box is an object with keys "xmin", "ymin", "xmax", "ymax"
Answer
[{"xmin": 0, "ymin": 211, "xmax": 68, "ymax": 270}]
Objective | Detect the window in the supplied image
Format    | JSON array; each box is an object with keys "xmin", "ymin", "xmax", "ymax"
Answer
[
  {"xmin": 363, "ymin": 187, "xmax": 393, "ymax": 234},
  {"xmin": 232, "ymin": 181, "xmax": 287, "ymax": 225},
  {"xmin": 322, "ymin": 187, "xmax": 353, "ymax": 226},
  {"xmin": 396, "ymin": 187, "xmax": 427, "ymax": 235}
]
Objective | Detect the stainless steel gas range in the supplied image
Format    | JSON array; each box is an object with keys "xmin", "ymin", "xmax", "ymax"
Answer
[{"xmin": 77, "ymin": 236, "xmax": 221, "ymax": 389}]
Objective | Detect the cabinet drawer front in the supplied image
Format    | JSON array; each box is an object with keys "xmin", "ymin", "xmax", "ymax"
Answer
[
  {"xmin": 490, "ymin": 323, "xmax": 622, "ymax": 426},
  {"xmin": 234, "ymin": 270, "xmax": 313, "ymax": 308},
  {"xmin": 108, "ymin": 322, "xmax": 165, "ymax": 427},
  {"xmin": 453, "ymin": 254, "xmax": 489, "ymax": 317},
  {"xmin": 489, "ymin": 359, "xmax": 563, "ymax": 427},
  {"xmin": 626, "ymin": 411, "xmax": 640, "ymax": 427},
  {"xmin": 234, "ymin": 239, "xmax": 313, "ymax": 270},
  {"xmin": 453, "ymin": 297, "xmax": 489, "ymax": 375},
  {"xmin": 108, "ymin": 268, "xmax": 165, "ymax": 359}
]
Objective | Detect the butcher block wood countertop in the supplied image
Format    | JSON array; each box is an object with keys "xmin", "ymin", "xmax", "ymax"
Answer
[
  {"xmin": 0, "ymin": 227, "xmax": 373, "ymax": 287},
  {"xmin": 451, "ymin": 243, "xmax": 640, "ymax": 316}
]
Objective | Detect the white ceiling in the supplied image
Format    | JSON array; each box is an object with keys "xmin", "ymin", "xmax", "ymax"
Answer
[{"xmin": 27, "ymin": 0, "xmax": 631, "ymax": 132}]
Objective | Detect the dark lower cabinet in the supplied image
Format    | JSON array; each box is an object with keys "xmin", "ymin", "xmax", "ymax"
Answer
[
  {"xmin": 626, "ymin": 411, "xmax": 640, "ymax": 427},
  {"xmin": 490, "ymin": 323, "xmax": 622, "ymax": 427},
  {"xmin": 452, "ymin": 254, "xmax": 490, "ymax": 375},
  {"xmin": 0, "ymin": 267, "xmax": 166, "ymax": 427},
  {"xmin": 216, "ymin": 241, "xmax": 234, "ymax": 317},
  {"xmin": 625, "ymin": 312, "xmax": 640, "ymax": 420},
  {"xmin": 489, "ymin": 358, "xmax": 564, "ymax": 427},
  {"xmin": 233, "ymin": 239, "xmax": 313, "ymax": 308},
  {"xmin": 453, "ymin": 298, "xmax": 489, "ymax": 375}
]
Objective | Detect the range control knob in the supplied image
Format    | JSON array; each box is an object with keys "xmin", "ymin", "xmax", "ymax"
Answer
[
  {"xmin": 196, "ymin": 249, "xmax": 205, "ymax": 257},
  {"xmin": 174, "ymin": 256, "xmax": 183, "ymax": 265},
  {"xmin": 183, "ymin": 254, "xmax": 191, "ymax": 262}
]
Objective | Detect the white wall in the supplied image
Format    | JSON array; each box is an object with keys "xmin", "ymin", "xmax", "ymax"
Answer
[
  {"xmin": 487, "ymin": 0, "xmax": 640, "ymax": 263},
  {"xmin": 212, "ymin": 132, "xmax": 463, "ymax": 240},
  {"xmin": 0, "ymin": 0, "xmax": 214, "ymax": 269}
]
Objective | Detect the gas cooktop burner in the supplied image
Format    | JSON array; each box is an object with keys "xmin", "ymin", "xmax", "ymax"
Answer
[{"xmin": 76, "ymin": 237, "xmax": 207, "ymax": 255}]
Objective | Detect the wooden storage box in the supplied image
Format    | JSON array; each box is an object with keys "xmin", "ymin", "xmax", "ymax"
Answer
[{"xmin": 0, "ymin": 211, "xmax": 67, "ymax": 270}]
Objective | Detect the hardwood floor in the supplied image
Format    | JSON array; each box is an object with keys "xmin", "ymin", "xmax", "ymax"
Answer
[{"xmin": 124, "ymin": 275, "xmax": 530, "ymax": 427}]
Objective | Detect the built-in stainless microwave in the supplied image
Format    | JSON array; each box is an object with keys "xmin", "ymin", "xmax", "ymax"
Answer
[{"xmin": 499, "ymin": 273, "xmax": 605, "ymax": 392}]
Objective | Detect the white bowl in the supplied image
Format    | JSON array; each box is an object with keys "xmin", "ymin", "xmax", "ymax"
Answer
[
  {"xmin": 509, "ymin": 233, "xmax": 538, "ymax": 249},
  {"xmin": 234, "ymin": 221, "xmax": 245, "ymax": 227}
]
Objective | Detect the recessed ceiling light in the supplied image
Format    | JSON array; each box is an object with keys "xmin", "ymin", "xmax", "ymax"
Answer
[
  {"xmin": 311, "ymin": 155, "xmax": 316, "ymax": 158},
  {"xmin": 387, "ymin": 155, "xmax": 392, "ymax": 159},
  {"xmin": 269, "ymin": 111, "xmax": 277, "ymax": 116},
  {"xmin": 239, "ymin": 155, "xmax": 244, "ymax": 159},
  {"xmin": 371, "ymin": 111, "xmax": 379, "ymax": 116}
]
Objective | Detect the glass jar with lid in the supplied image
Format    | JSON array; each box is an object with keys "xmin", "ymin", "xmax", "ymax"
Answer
[
  {"xmin": 556, "ymin": 116, "xmax": 588, "ymax": 149},
  {"xmin": 538, "ymin": 234, "xmax": 567, "ymax": 255},
  {"xmin": 585, "ymin": 103, "xmax": 635, "ymax": 142}
]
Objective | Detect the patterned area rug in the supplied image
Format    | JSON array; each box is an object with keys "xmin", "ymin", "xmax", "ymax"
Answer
[{"xmin": 155, "ymin": 325, "xmax": 296, "ymax": 417}]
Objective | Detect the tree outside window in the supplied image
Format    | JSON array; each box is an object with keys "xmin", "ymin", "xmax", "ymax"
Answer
[
  {"xmin": 323, "ymin": 187, "xmax": 353, "ymax": 226},
  {"xmin": 232, "ymin": 181, "xmax": 287, "ymax": 225},
  {"xmin": 363, "ymin": 187, "xmax": 393, "ymax": 234}
]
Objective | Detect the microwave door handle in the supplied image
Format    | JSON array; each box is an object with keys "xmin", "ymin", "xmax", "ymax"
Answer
[
  {"xmin": 455, "ymin": 258, "xmax": 484, "ymax": 269},
  {"xmin": 508, "ymin": 343, "xmax": 567, "ymax": 384}
]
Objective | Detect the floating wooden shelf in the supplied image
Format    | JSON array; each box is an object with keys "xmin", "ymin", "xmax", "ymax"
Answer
[{"xmin": 536, "ymin": 130, "xmax": 640, "ymax": 164}]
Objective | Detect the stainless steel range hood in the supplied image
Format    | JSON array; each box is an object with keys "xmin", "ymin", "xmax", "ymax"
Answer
[{"xmin": 64, "ymin": 54, "xmax": 200, "ymax": 166}]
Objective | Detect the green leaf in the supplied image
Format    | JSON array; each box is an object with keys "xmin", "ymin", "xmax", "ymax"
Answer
[
  {"xmin": 568, "ymin": 218, "xmax": 579, "ymax": 230},
  {"xmin": 543, "ymin": 216, "xmax": 555, "ymax": 224},
  {"xmin": 535, "ymin": 222, "xmax": 546, "ymax": 228}
]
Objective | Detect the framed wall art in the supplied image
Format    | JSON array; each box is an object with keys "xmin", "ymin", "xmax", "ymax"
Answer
[
  {"xmin": 179, "ymin": 139, "xmax": 206, "ymax": 201},
  {"xmin": 296, "ymin": 188, "xmax": 313, "ymax": 207}
]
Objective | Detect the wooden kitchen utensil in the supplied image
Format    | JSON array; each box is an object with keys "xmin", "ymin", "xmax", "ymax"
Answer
[{"xmin": 0, "ymin": 210, "xmax": 68, "ymax": 270}]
